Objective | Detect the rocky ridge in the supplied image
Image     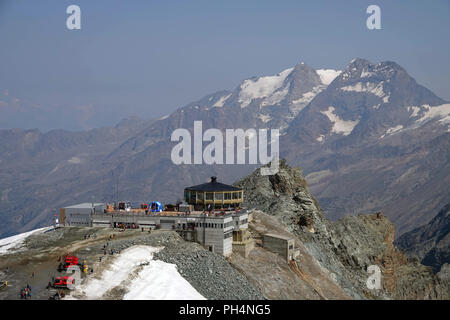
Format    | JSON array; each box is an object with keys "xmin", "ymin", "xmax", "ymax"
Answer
[{"xmin": 235, "ymin": 160, "xmax": 449, "ymax": 299}]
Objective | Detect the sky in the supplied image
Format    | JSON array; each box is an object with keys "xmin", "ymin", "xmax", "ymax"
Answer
[{"xmin": 0, "ymin": 0, "xmax": 449, "ymax": 130}]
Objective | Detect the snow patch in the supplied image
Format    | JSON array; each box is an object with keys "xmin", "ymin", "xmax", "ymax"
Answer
[
  {"xmin": 238, "ymin": 68, "xmax": 294, "ymax": 108},
  {"xmin": 360, "ymin": 69, "xmax": 374, "ymax": 78},
  {"xmin": 320, "ymin": 106, "xmax": 359, "ymax": 136},
  {"xmin": 258, "ymin": 114, "xmax": 272, "ymax": 123},
  {"xmin": 68, "ymin": 156, "xmax": 82, "ymax": 164},
  {"xmin": 408, "ymin": 106, "xmax": 420, "ymax": 118},
  {"xmin": 0, "ymin": 227, "xmax": 51, "ymax": 255},
  {"xmin": 261, "ymin": 85, "xmax": 289, "ymax": 107},
  {"xmin": 290, "ymin": 85, "xmax": 324, "ymax": 114},
  {"xmin": 158, "ymin": 114, "xmax": 170, "ymax": 120},
  {"xmin": 415, "ymin": 104, "xmax": 450, "ymax": 125},
  {"xmin": 380, "ymin": 125, "xmax": 404, "ymax": 139},
  {"xmin": 66, "ymin": 245, "xmax": 205, "ymax": 300},
  {"xmin": 340, "ymin": 81, "xmax": 389, "ymax": 103},
  {"xmin": 316, "ymin": 69, "xmax": 341, "ymax": 85},
  {"xmin": 212, "ymin": 93, "xmax": 232, "ymax": 108}
]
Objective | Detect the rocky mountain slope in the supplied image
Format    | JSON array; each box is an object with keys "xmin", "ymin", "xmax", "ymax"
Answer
[
  {"xmin": 396, "ymin": 203, "xmax": 449, "ymax": 274},
  {"xmin": 0, "ymin": 58, "xmax": 448, "ymax": 240},
  {"xmin": 235, "ymin": 160, "xmax": 448, "ymax": 299},
  {"xmin": 282, "ymin": 59, "xmax": 450, "ymax": 235}
]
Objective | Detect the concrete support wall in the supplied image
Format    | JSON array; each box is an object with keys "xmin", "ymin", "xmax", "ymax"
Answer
[
  {"xmin": 232, "ymin": 239, "xmax": 254, "ymax": 258},
  {"xmin": 262, "ymin": 234, "xmax": 295, "ymax": 262}
]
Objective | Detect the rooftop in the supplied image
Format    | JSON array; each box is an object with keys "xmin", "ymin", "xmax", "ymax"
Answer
[
  {"xmin": 185, "ymin": 176, "xmax": 242, "ymax": 192},
  {"xmin": 65, "ymin": 203, "xmax": 105, "ymax": 209},
  {"xmin": 263, "ymin": 233, "xmax": 294, "ymax": 241}
]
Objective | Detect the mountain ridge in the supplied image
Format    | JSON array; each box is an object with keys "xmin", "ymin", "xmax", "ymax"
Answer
[{"xmin": 0, "ymin": 58, "xmax": 448, "ymax": 240}]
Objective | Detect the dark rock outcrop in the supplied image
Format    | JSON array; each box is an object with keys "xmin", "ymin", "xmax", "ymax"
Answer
[
  {"xmin": 235, "ymin": 160, "xmax": 449, "ymax": 299},
  {"xmin": 396, "ymin": 203, "xmax": 450, "ymax": 274}
]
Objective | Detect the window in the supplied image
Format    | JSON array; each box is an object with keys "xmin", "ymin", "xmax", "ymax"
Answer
[
  {"xmin": 206, "ymin": 193, "xmax": 213, "ymax": 200},
  {"xmin": 224, "ymin": 193, "xmax": 231, "ymax": 200},
  {"xmin": 232, "ymin": 192, "xmax": 240, "ymax": 199},
  {"xmin": 191, "ymin": 192, "xmax": 196, "ymax": 202},
  {"xmin": 215, "ymin": 193, "xmax": 223, "ymax": 201},
  {"xmin": 197, "ymin": 192, "xmax": 204, "ymax": 200}
]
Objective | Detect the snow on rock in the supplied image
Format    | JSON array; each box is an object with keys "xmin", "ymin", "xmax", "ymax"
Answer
[
  {"xmin": 380, "ymin": 125, "xmax": 404, "ymax": 139},
  {"xmin": 316, "ymin": 69, "xmax": 341, "ymax": 85},
  {"xmin": 238, "ymin": 68, "xmax": 293, "ymax": 108},
  {"xmin": 316, "ymin": 134, "xmax": 325, "ymax": 142},
  {"xmin": 66, "ymin": 245, "xmax": 205, "ymax": 300},
  {"xmin": 320, "ymin": 106, "xmax": 359, "ymax": 136},
  {"xmin": 0, "ymin": 227, "xmax": 51, "ymax": 255},
  {"xmin": 158, "ymin": 114, "xmax": 170, "ymax": 120},
  {"xmin": 340, "ymin": 81, "xmax": 389, "ymax": 103},
  {"xmin": 261, "ymin": 85, "xmax": 289, "ymax": 107},
  {"xmin": 212, "ymin": 93, "xmax": 232, "ymax": 108},
  {"xmin": 290, "ymin": 85, "xmax": 324, "ymax": 114},
  {"xmin": 360, "ymin": 69, "xmax": 374, "ymax": 78},
  {"xmin": 408, "ymin": 106, "xmax": 421, "ymax": 118},
  {"xmin": 68, "ymin": 156, "xmax": 82, "ymax": 164},
  {"xmin": 415, "ymin": 104, "xmax": 450, "ymax": 125},
  {"xmin": 258, "ymin": 114, "xmax": 272, "ymax": 123}
]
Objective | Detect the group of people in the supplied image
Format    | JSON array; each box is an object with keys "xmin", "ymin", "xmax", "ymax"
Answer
[{"xmin": 20, "ymin": 284, "xmax": 32, "ymax": 299}]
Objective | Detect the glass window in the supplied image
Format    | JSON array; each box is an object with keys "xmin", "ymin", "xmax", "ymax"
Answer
[
  {"xmin": 206, "ymin": 193, "xmax": 213, "ymax": 200},
  {"xmin": 197, "ymin": 192, "xmax": 204, "ymax": 200},
  {"xmin": 224, "ymin": 193, "xmax": 231, "ymax": 200},
  {"xmin": 232, "ymin": 192, "xmax": 239, "ymax": 199},
  {"xmin": 215, "ymin": 193, "xmax": 223, "ymax": 200}
]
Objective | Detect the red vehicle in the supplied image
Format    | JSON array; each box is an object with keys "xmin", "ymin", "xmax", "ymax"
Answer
[
  {"xmin": 58, "ymin": 254, "xmax": 80, "ymax": 272},
  {"xmin": 49, "ymin": 276, "xmax": 75, "ymax": 289}
]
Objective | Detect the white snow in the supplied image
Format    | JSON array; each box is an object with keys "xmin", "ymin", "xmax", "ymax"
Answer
[
  {"xmin": 0, "ymin": 226, "xmax": 51, "ymax": 255},
  {"xmin": 238, "ymin": 68, "xmax": 294, "ymax": 108},
  {"xmin": 212, "ymin": 93, "xmax": 232, "ymax": 108},
  {"xmin": 360, "ymin": 69, "xmax": 374, "ymax": 78},
  {"xmin": 260, "ymin": 85, "xmax": 289, "ymax": 107},
  {"xmin": 258, "ymin": 114, "xmax": 272, "ymax": 123},
  {"xmin": 158, "ymin": 114, "xmax": 170, "ymax": 120},
  {"xmin": 340, "ymin": 81, "xmax": 389, "ymax": 103},
  {"xmin": 380, "ymin": 125, "xmax": 404, "ymax": 139},
  {"xmin": 408, "ymin": 106, "xmax": 420, "ymax": 118},
  {"xmin": 68, "ymin": 156, "xmax": 82, "ymax": 164},
  {"xmin": 320, "ymin": 106, "xmax": 359, "ymax": 136},
  {"xmin": 415, "ymin": 104, "xmax": 450, "ymax": 125},
  {"xmin": 316, "ymin": 69, "xmax": 341, "ymax": 85},
  {"xmin": 66, "ymin": 245, "xmax": 205, "ymax": 300},
  {"xmin": 290, "ymin": 85, "xmax": 324, "ymax": 114}
]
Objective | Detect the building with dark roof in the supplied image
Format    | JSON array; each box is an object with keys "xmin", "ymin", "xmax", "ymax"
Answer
[{"xmin": 184, "ymin": 176, "xmax": 243, "ymax": 210}]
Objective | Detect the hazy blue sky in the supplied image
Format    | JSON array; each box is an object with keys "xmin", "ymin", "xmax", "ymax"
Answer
[{"xmin": 0, "ymin": 0, "xmax": 449, "ymax": 129}]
